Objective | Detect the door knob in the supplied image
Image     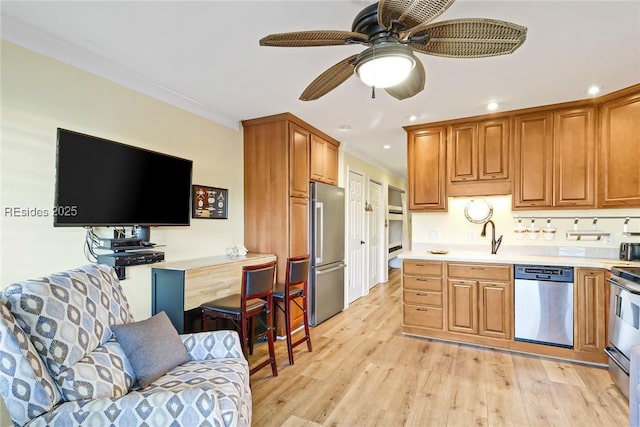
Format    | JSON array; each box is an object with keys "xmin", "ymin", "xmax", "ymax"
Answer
[{"xmin": 361, "ymin": 240, "xmax": 366, "ymax": 245}]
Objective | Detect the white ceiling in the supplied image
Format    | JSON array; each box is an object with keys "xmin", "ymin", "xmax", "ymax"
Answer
[{"xmin": 2, "ymin": 1, "xmax": 639, "ymax": 178}]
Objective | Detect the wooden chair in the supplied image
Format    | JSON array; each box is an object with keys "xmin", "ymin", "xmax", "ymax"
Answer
[
  {"xmin": 273, "ymin": 255, "xmax": 312, "ymax": 365},
  {"xmin": 200, "ymin": 260, "xmax": 278, "ymax": 376}
]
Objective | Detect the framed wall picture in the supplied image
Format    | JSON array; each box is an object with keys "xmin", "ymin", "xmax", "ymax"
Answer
[{"xmin": 192, "ymin": 185, "xmax": 228, "ymax": 219}]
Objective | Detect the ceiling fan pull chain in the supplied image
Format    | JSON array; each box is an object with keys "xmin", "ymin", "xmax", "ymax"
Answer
[{"xmin": 372, "ymin": 86, "xmax": 376, "ymax": 99}]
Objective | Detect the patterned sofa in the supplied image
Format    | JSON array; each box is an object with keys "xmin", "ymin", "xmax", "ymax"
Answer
[{"xmin": 0, "ymin": 264, "xmax": 251, "ymax": 426}]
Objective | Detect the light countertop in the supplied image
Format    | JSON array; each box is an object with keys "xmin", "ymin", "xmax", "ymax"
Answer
[
  {"xmin": 398, "ymin": 250, "xmax": 640, "ymax": 269},
  {"xmin": 151, "ymin": 253, "xmax": 276, "ymax": 271}
]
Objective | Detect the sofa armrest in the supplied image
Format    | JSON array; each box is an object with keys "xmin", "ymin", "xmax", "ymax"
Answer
[
  {"xmin": 180, "ymin": 330, "xmax": 245, "ymax": 361},
  {"xmin": 631, "ymin": 345, "xmax": 640, "ymax": 427}
]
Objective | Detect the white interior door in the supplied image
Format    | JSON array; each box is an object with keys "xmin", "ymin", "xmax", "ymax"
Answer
[
  {"xmin": 368, "ymin": 180, "xmax": 382, "ymax": 289},
  {"xmin": 347, "ymin": 170, "xmax": 365, "ymax": 304}
]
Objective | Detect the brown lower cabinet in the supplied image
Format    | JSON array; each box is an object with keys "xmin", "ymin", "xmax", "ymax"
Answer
[
  {"xmin": 575, "ymin": 268, "xmax": 607, "ymax": 355},
  {"xmin": 402, "ymin": 259, "xmax": 608, "ymax": 364},
  {"xmin": 402, "ymin": 260, "xmax": 444, "ymax": 330},
  {"xmin": 447, "ymin": 263, "xmax": 512, "ymax": 340}
]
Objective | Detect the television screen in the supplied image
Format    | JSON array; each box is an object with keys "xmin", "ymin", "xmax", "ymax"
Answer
[{"xmin": 54, "ymin": 128, "xmax": 193, "ymax": 227}]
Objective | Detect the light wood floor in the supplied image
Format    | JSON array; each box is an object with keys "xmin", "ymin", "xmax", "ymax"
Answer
[{"xmin": 248, "ymin": 268, "xmax": 629, "ymax": 426}]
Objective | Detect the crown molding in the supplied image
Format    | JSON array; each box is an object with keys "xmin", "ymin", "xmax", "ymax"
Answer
[{"xmin": 1, "ymin": 15, "xmax": 240, "ymax": 131}]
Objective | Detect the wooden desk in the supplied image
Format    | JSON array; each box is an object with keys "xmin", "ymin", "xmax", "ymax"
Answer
[{"xmin": 151, "ymin": 253, "xmax": 276, "ymax": 333}]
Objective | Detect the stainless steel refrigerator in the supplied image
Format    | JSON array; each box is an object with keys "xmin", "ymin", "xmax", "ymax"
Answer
[{"xmin": 309, "ymin": 182, "xmax": 345, "ymax": 325}]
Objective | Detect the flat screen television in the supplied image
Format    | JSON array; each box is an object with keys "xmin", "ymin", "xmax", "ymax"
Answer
[{"xmin": 54, "ymin": 128, "xmax": 193, "ymax": 227}]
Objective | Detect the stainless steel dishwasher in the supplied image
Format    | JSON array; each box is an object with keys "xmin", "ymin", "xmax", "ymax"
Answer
[{"xmin": 514, "ymin": 265, "xmax": 574, "ymax": 348}]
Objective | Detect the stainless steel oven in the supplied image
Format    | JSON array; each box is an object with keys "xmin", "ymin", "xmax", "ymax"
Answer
[{"xmin": 606, "ymin": 266, "xmax": 640, "ymax": 399}]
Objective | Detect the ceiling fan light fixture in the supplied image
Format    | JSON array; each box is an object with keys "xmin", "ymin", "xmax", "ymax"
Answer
[{"xmin": 355, "ymin": 44, "xmax": 415, "ymax": 89}]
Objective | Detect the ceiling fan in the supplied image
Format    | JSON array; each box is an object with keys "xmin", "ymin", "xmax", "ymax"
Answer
[{"xmin": 260, "ymin": 0, "xmax": 527, "ymax": 101}]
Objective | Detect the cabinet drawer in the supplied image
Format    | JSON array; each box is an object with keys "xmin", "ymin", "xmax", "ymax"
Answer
[
  {"xmin": 404, "ymin": 304, "xmax": 443, "ymax": 329},
  {"xmin": 403, "ymin": 260, "xmax": 443, "ymax": 276},
  {"xmin": 403, "ymin": 276, "xmax": 443, "ymax": 291},
  {"xmin": 404, "ymin": 290, "xmax": 442, "ymax": 306},
  {"xmin": 447, "ymin": 263, "xmax": 511, "ymax": 281}
]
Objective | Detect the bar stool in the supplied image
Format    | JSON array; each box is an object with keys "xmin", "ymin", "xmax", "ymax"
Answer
[
  {"xmin": 200, "ymin": 260, "xmax": 278, "ymax": 376},
  {"xmin": 273, "ymin": 255, "xmax": 312, "ymax": 365}
]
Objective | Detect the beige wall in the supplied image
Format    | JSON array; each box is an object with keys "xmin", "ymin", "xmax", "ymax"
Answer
[
  {"xmin": 0, "ymin": 40, "xmax": 247, "ymax": 425},
  {"xmin": 342, "ymin": 151, "xmax": 406, "ymax": 192}
]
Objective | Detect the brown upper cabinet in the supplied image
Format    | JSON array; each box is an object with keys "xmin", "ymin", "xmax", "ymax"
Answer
[
  {"xmin": 406, "ymin": 83, "xmax": 639, "ymax": 211},
  {"xmin": 513, "ymin": 106, "xmax": 596, "ymax": 209},
  {"xmin": 448, "ymin": 118, "xmax": 511, "ymax": 196},
  {"xmin": 289, "ymin": 123, "xmax": 311, "ymax": 198},
  {"xmin": 599, "ymin": 88, "xmax": 640, "ymax": 207},
  {"xmin": 406, "ymin": 126, "xmax": 447, "ymax": 211},
  {"xmin": 513, "ymin": 111, "xmax": 554, "ymax": 208},
  {"xmin": 310, "ymin": 133, "xmax": 339, "ymax": 185},
  {"xmin": 242, "ymin": 112, "xmax": 339, "ymax": 336},
  {"xmin": 553, "ymin": 107, "xmax": 596, "ymax": 208}
]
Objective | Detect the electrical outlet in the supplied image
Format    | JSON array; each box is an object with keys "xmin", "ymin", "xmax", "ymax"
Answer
[
  {"xmin": 467, "ymin": 232, "xmax": 476, "ymax": 241},
  {"xmin": 428, "ymin": 230, "xmax": 440, "ymax": 241}
]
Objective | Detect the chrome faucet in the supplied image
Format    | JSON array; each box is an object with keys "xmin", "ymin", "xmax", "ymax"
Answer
[{"xmin": 481, "ymin": 220, "xmax": 503, "ymax": 254}]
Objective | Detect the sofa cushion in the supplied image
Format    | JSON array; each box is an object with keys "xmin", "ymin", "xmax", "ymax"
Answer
[
  {"xmin": 2, "ymin": 264, "xmax": 134, "ymax": 378},
  {"xmin": 56, "ymin": 340, "xmax": 135, "ymax": 401},
  {"xmin": 0, "ymin": 301, "xmax": 62, "ymax": 426},
  {"xmin": 29, "ymin": 358, "xmax": 251, "ymax": 427},
  {"xmin": 111, "ymin": 311, "xmax": 189, "ymax": 388}
]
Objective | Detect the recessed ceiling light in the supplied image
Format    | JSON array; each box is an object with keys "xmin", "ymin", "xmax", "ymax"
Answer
[
  {"xmin": 407, "ymin": 115, "xmax": 417, "ymax": 122},
  {"xmin": 383, "ymin": 145, "xmax": 391, "ymax": 150},
  {"xmin": 588, "ymin": 85, "xmax": 600, "ymax": 96},
  {"xmin": 487, "ymin": 102, "xmax": 499, "ymax": 111},
  {"xmin": 339, "ymin": 124, "xmax": 352, "ymax": 131}
]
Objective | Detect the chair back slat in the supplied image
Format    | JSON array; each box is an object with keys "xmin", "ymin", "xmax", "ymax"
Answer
[
  {"xmin": 243, "ymin": 261, "xmax": 276, "ymax": 299},
  {"xmin": 287, "ymin": 257, "xmax": 310, "ymax": 285}
]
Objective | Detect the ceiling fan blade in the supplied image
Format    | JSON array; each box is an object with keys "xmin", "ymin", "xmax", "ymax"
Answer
[
  {"xmin": 299, "ymin": 55, "xmax": 357, "ymax": 101},
  {"xmin": 260, "ymin": 30, "xmax": 368, "ymax": 47},
  {"xmin": 378, "ymin": 0, "xmax": 456, "ymax": 32},
  {"xmin": 410, "ymin": 19, "xmax": 527, "ymax": 58},
  {"xmin": 385, "ymin": 58, "xmax": 426, "ymax": 100}
]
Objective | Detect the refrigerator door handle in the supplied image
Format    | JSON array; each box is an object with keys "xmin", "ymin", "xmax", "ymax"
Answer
[
  {"xmin": 315, "ymin": 264, "xmax": 346, "ymax": 275},
  {"xmin": 316, "ymin": 201, "xmax": 323, "ymax": 264}
]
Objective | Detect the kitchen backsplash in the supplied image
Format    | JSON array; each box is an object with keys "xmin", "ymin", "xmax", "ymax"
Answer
[{"xmin": 411, "ymin": 195, "xmax": 640, "ymax": 259}]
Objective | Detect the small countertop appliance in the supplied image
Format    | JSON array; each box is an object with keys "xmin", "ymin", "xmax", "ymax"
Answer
[{"xmin": 620, "ymin": 243, "xmax": 640, "ymax": 261}]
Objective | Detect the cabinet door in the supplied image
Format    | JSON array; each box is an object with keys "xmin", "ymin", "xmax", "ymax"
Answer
[
  {"xmin": 407, "ymin": 127, "xmax": 447, "ymax": 211},
  {"xmin": 324, "ymin": 141, "xmax": 339, "ymax": 185},
  {"xmin": 448, "ymin": 279, "xmax": 477, "ymax": 334},
  {"xmin": 449, "ymin": 123, "xmax": 478, "ymax": 182},
  {"xmin": 478, "ymin": 281, "xmax": 511, "ymax": 339},
  {"xmin": 513, "ymin": 112, "xmax": 554, "ymax": 208},
  {"xmin": 599, "ymin": 90, "xmax": 640, "ymax": 207},
  {"xmin": 575, "ymin": 269, "xmax": 606, "ymax": 354},
  {"xmin": 478, "ymin": 118, "xmax": 510, "ymax": 180},
  {"xmin": 310, "ymin": 134, "xmax": 326, "ymax": 182},
  {"xmin": 289, "ymin": 123, "xmax": 310, "ymax": 198},
  {"xmin": 554, "ymin": 107, "xmax": 596, "ymax": 207},
  {"xmin": 289, "ymin": 196, "xmax": 309, "ymax": 257}
]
